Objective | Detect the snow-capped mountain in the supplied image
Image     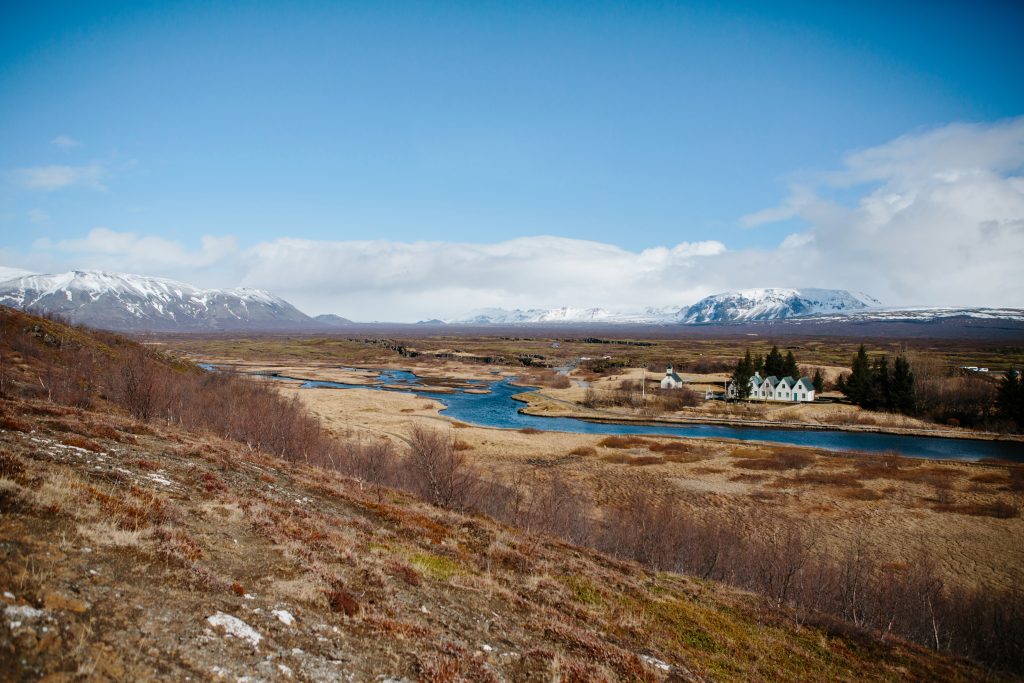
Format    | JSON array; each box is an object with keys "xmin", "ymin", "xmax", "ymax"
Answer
[
  {"xmin": 678, "ymin": 288, "xmax": 881, "ymax": 324},
  {"xmin": 453, "ymin": 307, "xmax": 616, "ymax": 324},
  {"xmin": 0, "ymin": 270, "xmax": 317, "ymax": 331},
  {"xmin": 449, "ymin": 289, "xmax": 881, "ymax": 325}
]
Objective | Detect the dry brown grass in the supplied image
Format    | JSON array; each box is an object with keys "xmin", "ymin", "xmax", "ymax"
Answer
[
  {"xmin": 733, "ymin": 450, "xmax": 814, "ymax": 471},
  {"xmin": 932, "ymin": 501, "xmax": 1020, "ymax": 518},
  {"xmin": 793, "ymin": 470, "xmax": 865, "ymax": 488},
  {"xmin": 60, "ymin": 434, "xmax": 103, "ymax": 452},
  {"xmin": 597, "ymin": 435, "xmax": 649, "ymax": 449}
]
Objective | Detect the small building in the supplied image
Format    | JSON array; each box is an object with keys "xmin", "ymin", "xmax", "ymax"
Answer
[
  {"xmin": 660, "ymin": 365, "xmax": 684, "ymax": 390},
  {"xmin": 727, "ymin": 372, "xmax": 815, "ymax": 402}
]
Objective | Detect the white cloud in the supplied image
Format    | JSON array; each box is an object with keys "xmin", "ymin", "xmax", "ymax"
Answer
[
  {"xmin": 50, "ymin": 135, "xmax": 82, "ymax": 149},
  {"xmin": 12, "ymin": 163, "xmax": 106, "ymax": 191},
  {"xmin": 37, "ymin": 228, "xmax": 239, "ymax": 281},
  {"xmin": 740, "ymin": 185, "xmax": 815, "ymax": 228},
  {"xmin": 28, "ymin": 209, "xmax": 49, "ymax": 225},
  {"xmin": 743, "ymin": 116, "xmax": 1024, "ymax": 307},
  {"xmin": 240, "ymin": 236, "xmax": 726, "ymax": 320},
  {"xmin": 12, "ymin": 118, "xmax": 1024, "ymax": 320}
]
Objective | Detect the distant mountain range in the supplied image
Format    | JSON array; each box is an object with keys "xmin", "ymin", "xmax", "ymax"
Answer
[
  {"xmin": 0, "ymin": 270, "xmax": 317, "ymax": 332},
  {"xmin": 1, "ymin": 270, "xmax": 1021, "ymax": 332},
  {"xmin": 450, "ymin": 289, "xmax": 884, "ymax": 325}
]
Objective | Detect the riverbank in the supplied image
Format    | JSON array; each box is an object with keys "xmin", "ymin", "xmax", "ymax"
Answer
[{"xmin": 515, "ymin": 390, "xmax": 1024, "ymax": 444}]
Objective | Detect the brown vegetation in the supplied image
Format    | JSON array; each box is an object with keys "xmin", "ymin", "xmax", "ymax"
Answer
[{"xmin": 2, "ymin": 307, "xmax": 1022, "ymax": 676}]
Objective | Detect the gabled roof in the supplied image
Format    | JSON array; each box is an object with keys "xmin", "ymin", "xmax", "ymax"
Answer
[
  {"xmin": 778, "ymin": 376, "xmax": 796, "ymax": 388},
  {"xmin": 750, "ymin": 373, "xmax": 764, "ymax": 387},
  {"xmin": 795, "ymin": 377, "xmax": 814, "ymax": 391},
  {"xmin": 763, "ymin": 375, "xmax": 780, "ymax": 387},
  {"xmin": 664, "ymin": 373, "xmax": 683, "ymax": 383}
]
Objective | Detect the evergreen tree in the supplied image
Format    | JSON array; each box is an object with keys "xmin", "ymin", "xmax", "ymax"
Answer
[
  {"xmin": 873, "ymin": 355, "xmax": 892, "ymax": 411},
  {"xmin": 843, "ymin": 345, "xmax": 874, "ymax": 407},
  {"xmin": 731, "ymin": 349, "xmax": 755, "ymax": 400},
  {"xmin": 812, "ymin": 369, "xmax": 825, "ymax": 394},
  {"xmin": 892, "ymin": 355, "xmax": 916, "ymax": 415},
  {"xmin": 764, "ymin": 345, "xmax": 785, "ymax": 377},
  {"xmin": 753, "ymin": 354, "xmax": 765, "ymax": 374},
  {"xmin": 782, "ymin": 351, "xmax": 799, "ymax": 379},
  {"xmin": 997, "ymin": 368, "xmax": 1024, "ymax": 430}
]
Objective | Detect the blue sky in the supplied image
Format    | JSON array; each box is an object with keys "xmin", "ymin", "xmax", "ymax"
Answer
[{"xmin": 2, "ymin": 1, "xmax": 1023, "ymax": 318}]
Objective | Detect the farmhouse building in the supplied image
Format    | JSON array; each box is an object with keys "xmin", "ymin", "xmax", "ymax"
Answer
[
  {"xmin": 660, "ymin": 365, "xmax": 684, "ymax": 389},
  {"xmin": 726, "ymin": 372, "xmax": 815, "ymax": 402}
]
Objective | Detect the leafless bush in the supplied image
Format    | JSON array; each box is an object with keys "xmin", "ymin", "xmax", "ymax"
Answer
[
  {"xmin": 654, "ymin": 386, "xmax": 700, "ymax": 411},
  {"xmin": 406, "ymin": 426, "xmax": 478, "ymax": 511},
  {"xmin": 517, "ymin": 369, "xmax": 571, "ymax": 388}
]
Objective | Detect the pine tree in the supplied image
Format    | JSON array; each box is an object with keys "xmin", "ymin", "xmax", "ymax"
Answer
[
  {"xmin": 782, "ymin": 351, "xmax": 799, "ymax": 379},
  {"xmin": 812, "ymin": 369, "xmax": 825, "ymax": 394},
  {"xmin": 892, "ymin": 355, "xmax": 916, "ymax": 415},
  {"xmin": 764, "ymin": 345, "xmax": 785, "ymax": 377},
  {"xmin": 843, "ymin": 345, "xmax": 874, "ymax": 407},
  {"xmin": 753, "ymin": 354, "xmax": 765, "ymax": 374},
  {"xmin": 873, "ymin": 356, "xmax": 892, "ymax": 411},
  {"xmin": 997, "ymin": 368, "xmax": 1024, "ymax": 430},
  {"xmin": 731, "ymin": 349, "xmax": 755, "ymax": 400}
]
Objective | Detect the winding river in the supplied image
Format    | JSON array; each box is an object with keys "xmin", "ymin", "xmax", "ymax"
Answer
[{"xmin": 289, "ymin": 369, "xmax": 1024, "ymax": 463}]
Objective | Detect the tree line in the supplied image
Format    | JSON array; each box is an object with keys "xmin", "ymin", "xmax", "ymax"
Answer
[
  {"xmin": 836, "ymin": 347, "xmax": 1024, "ymax": 431},
  {"xmin": 837, "ymin": 345, "xmax": 917, "ymax": 414}
]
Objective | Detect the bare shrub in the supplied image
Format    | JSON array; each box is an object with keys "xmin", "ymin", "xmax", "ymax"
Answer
[
  {"xmin": 654, "ymin": 386, "xmax": 700, "ymax": 411},
  {"xmin": 517, "ymin": 369, "xmax": 571, "ymax": 388},
  {"xmin": 326, "ymin": 585, "xmax": 360, "ymax": 616},
  {"xmin": 406, "ymin": 426, "xmax": 477, "ymax": 511}
]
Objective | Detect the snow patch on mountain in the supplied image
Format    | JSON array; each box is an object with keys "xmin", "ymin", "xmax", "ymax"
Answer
[
  {"xmin": 678, "ymin": 288, "xmax": 881, "ymax": 323},
  {"xmin": 450, "ymin": 289, "xmax": 881, "ymax": 325},
  {"xmin": 0, "ymin": 270, "xmax": 316, "ymax": 331}
]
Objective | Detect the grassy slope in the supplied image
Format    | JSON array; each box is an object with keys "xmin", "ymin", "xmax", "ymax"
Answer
[{"xmin": 0, "ymin": 310, "xmax": 999, "ymax": 681}]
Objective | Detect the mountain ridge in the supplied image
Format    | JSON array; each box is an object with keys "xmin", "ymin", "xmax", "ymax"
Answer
[
  {"xmin": 0, "ymin": 270, "xmax": 317, "ymax": 332},
  {"xmin": 450, "ymin": 288, "xmax": 882, "ymax": 325}
]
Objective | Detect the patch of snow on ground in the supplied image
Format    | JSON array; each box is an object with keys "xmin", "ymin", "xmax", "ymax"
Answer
[
  {"xmin": 272, "ymin": 609, "xmax": 295, "ymax": 626},
  {"xmin": 639, "ymin": 654, "xmax": 671, "ymax": 671},
  {"xmin": 146, "ymin": 472, "xmax": 174, "ymax": 486},
  {"xmin": 6, "ymin": 604, "xmax": 47, "ymax": 629},
  {"xmin": 207, "ymin": 612, "xmax": 263, "ymax": 648}
]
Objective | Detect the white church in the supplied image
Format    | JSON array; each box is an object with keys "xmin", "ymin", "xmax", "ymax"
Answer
[
  {"xmin": 660, "ymin": 365, "xmax": 685, "ymax": 389},
  {"xmin": 726, "ymin": 372, "xmax": 816, "ymax": 402}
]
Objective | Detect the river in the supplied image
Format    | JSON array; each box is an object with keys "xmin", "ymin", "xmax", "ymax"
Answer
[{"xmin": 289, "ymin": 369, "xmax": 1024, "ymax": 462}]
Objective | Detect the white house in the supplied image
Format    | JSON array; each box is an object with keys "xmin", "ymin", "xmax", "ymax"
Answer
[
  {"xmin": 727, "ymin": 372, "xmax": 815, "ymax": 402},
  {"xmin": 660, "ymin": 365, "xmax": 684, "ymax": 389}
]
